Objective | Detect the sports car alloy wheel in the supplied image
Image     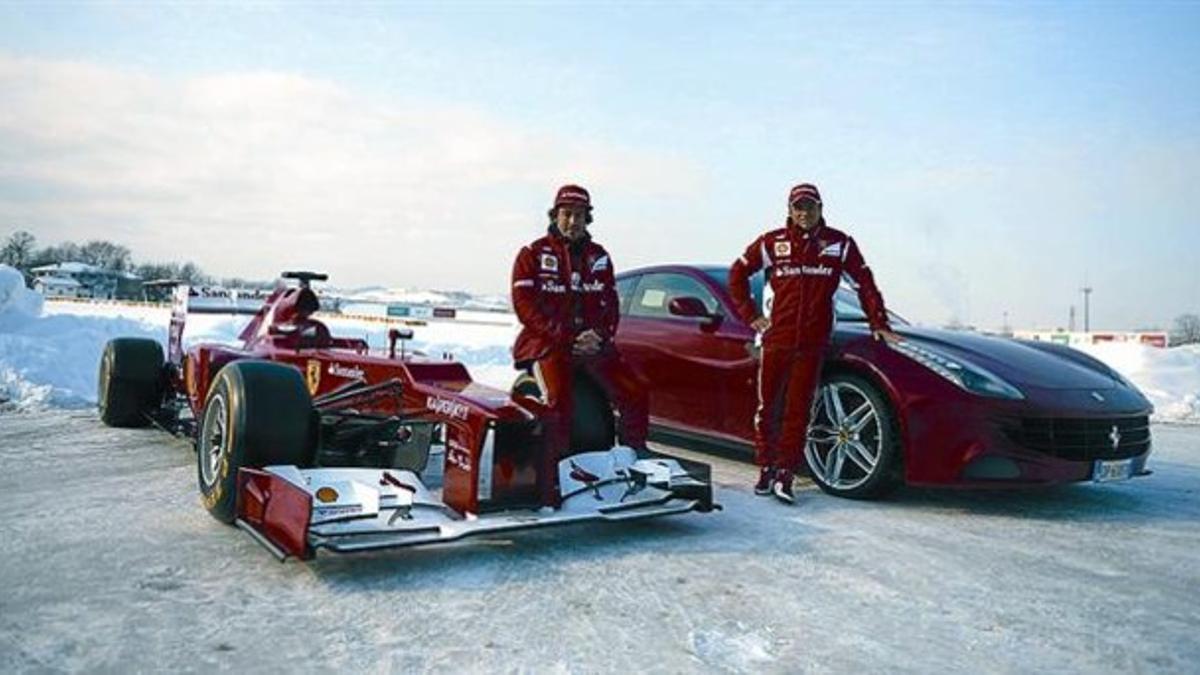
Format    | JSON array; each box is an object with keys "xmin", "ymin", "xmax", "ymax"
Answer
[
  {"xmin": 805, "ymin": 380, "xmax": 884, "ymax": 492},
  {"xmin": 200, "ymin": 392, "xmax": 229, "ymax": 489}
]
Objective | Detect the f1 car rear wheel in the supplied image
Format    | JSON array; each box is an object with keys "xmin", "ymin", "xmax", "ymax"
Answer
[
  {"xmin": 804, "ymin": 373, "xmax": 902, "ymax": 500},
  {"xmin": 511, "ymin": 371, "xmax": 616, "ymax": 453},
  {"xmin": 198, "ymin": 360, "xmax": 314, "ymax": 523},
  {"xmin": 97, "ymin": 338, "xmax": 164, "ymax": 428}
]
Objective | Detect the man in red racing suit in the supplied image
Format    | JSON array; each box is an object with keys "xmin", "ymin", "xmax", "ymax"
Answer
[
  {"xmin": 729, "ymin": 182, "xmax": 897, "ymax": 504},
  {"xmin": 511, "ymin": 184, "xmax": 649, "ymax": 508}
]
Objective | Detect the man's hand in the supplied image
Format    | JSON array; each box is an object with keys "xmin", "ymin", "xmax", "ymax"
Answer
[
  {"xmin": 573, "ymin": 329, "xmax": 603, "ymax": 356},
  {"xmin": 873, "ymin": 329, "xmax": 901, "ymax": 344},
  {"xmin": 750, "ymin": 316, "xmax": 771, "ymax": 333}
]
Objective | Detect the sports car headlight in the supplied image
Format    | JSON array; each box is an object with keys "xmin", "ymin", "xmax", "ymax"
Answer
[{"xmin": 892, "ymin": 339, "xmax": 1024, "ymax": 400}]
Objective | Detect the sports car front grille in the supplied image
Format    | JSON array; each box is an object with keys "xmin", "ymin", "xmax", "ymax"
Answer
[{"xmin": 1002, "ymin": 415, "xmax": 1150, "ymax": 461}]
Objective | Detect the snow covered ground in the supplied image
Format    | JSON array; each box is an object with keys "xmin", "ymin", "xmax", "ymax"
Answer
[
  {"xmin": 0, "ymin": 410, "xmax": 1197, "ymax": 672},
  {"xmin": 3, "ymin": 265, "xmax": 1199, "ymax": 670}
]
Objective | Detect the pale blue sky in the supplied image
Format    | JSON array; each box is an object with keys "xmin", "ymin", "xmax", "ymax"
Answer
[{"xmin": 1, "ymin": 1, "xmax": 1197, "ymax": 330}]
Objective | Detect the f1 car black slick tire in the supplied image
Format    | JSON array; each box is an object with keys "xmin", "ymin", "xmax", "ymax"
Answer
[
  {"xmin": 97, "ymin": 338, "xmax": 165, "ymax": 428},
  {"xmin": 511, "ymin": 371, "xmax": 616, "ymax": 454},
  {"xmin": 198, "ymin": 360, "xmax": 314, "ymax": 524},
  {"xmin": 804, "ymin": 372, "xmax": 902, "ymax": 500}
]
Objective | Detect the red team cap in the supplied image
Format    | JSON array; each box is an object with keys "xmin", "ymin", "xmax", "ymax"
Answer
[
  {"xmin": 788, "ymin": 183, "xmax": 822, "ymax": 206},
  {"xmin": 553, "ymin": 184, "xmax": 592, "ymax": 210}
]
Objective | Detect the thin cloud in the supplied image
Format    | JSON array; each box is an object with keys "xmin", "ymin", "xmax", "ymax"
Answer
[{"xmin": 0, "ymin": 55, "xmax": 705, "ymax": 289}]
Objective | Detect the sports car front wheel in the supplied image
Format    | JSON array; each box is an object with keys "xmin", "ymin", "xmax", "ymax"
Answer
[{"xmin": 804, "ymin": 373, "xmax": 902, "ymax": 500}]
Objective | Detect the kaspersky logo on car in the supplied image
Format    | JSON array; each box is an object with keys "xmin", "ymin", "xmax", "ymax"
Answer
[{"xmin": 427, "ymin": 395, "xmax": 470, "ymax": 421}]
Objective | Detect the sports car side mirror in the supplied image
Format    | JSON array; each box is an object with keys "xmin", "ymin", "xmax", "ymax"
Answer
[
  {"xmin": 669, "ymin": 296, "xmax": 723, "ymax": 331},
  {"xmin": 668, "ymin": 296, "xmax": 710, "ymax": 318}
]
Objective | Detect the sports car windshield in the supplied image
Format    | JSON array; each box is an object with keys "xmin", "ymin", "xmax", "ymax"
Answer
[{"xmin": 701, "ymin": 267, "xmax": 908, "ymax": 326}]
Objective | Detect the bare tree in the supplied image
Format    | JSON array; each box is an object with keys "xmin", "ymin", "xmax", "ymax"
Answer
[
  {"xmin": 1171, "ymin": 314, "xmax": 1200, "ymax": 346},
  {"xmin": 78, "ymin": 240, "xmax": 133, "ymax": 271},
  {"xmin": 134, "ymin": 260, "xmax": 211, "ymax": 285},
  {"xmin": 176, "ymin": 262, "xmax": 211, "ymax": 285},
  {"xmin": 1, "ymin": 231, "xmax": 37, "ymax": 270},
  {"xmin": 31, "ymin": 241, "xmax": 83, "ymax": 268}
]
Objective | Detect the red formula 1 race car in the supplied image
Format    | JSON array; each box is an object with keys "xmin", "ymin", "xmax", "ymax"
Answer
[{"xmin": 97, "ymin": 272, "xmax": 716, "ymax": 560}]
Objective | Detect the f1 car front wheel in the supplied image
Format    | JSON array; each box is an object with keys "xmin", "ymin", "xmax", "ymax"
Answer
[
  {"xmin": 804, "ymin": 373, "xmax": 902, "ymax": 500},
  {"xmin": 97, "ymin": 338, "xmax": 164, "ymax": 428},
  {"xmin": 198, "ymin": 360, "xmax": 314, "ymax": 523}
]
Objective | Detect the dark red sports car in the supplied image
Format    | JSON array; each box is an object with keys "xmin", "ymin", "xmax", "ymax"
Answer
[{"xmin": 609, "ymin": 264, "xmax": 1153, "ymax": 499}]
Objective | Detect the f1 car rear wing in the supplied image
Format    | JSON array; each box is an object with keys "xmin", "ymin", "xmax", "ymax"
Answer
[{"xmin": 166, "ymin": 284, "xmax": 269, "ymax": 365}]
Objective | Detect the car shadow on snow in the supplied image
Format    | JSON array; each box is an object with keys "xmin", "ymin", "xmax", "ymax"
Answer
[
  {"xmin": 886, "ymin": 466, "xmax": 1200, "ymax": 524},
  {"xmin": 303, "ymin": 490, "xmax": 823, "ymax": 592}
]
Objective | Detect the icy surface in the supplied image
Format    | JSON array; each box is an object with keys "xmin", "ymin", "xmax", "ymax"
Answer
[{"xmin": 0, "ymin": 412, "xmax": 1197, "ymax": 672}]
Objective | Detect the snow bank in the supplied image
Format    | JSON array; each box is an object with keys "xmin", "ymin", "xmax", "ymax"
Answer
[
  {"xmin": 0, "ymin": 288, "xmax": 519, "ymax": 411},
  {"xmin": 3, "ymin": 281, "xmax": 1196, "ymax": 425},
  {"xmin": 1076, "ymin": 342, "xmax": 1200, "ymax": 424},
  {"xmin": 0, "ymin": 266, "xmax": 166, "ymax": 410},
  {"xmin": 0, "ymin": 265, "xmax": 43, "ymax": 328}
]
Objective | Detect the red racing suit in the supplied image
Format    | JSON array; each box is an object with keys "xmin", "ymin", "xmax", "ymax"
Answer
[
  {"xmin": 511, "ymin": 228, "xmax": 649, "ymax": 504},
  {"xmin": 729, "ymin": 219, "xmax": 890, "ymax": 472}
]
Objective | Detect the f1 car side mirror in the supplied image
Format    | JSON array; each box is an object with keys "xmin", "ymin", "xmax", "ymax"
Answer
[{"xmin": 389, "ymin": 327, "xmax": 414, "ymax": 359}]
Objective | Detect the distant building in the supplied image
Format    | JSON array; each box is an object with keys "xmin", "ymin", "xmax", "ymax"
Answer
[
  {"xmin": 32, "ymin": 274, "xmax": 83, "ymax": 298},
  {"xmin": 1014, "ymin": 329, "xmax": 1169, "ymax": 349},
  {"xmin": 30, "ymin": 262, "xmax": 141, "ymax": 300}
]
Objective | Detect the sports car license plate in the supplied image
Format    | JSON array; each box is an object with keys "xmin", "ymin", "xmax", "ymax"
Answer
[{"xmin": 1092, "ymin": 458, "xmax": 1133, "ymax": 482}]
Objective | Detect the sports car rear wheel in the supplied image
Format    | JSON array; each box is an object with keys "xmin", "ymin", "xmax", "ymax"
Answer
[
  {"xmin": 97, "ymin": 338, "xmax": 164, "ymax": 428},
  {"xmin": 804, "ymin": 373, "xmax": 901, "ymax": 500},
  {"xmin": 198, "ymin": 361, "xmax": 314, "ymax": 523}
]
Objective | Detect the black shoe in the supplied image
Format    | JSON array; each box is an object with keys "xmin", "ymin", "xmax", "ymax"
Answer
[
  {"xmin": 772, "ymin": 469, "xmax": 796, "ymax": 504},
  {"xmin": 754, "ymin": 466, "xmax": 774, "ymax": 496}
]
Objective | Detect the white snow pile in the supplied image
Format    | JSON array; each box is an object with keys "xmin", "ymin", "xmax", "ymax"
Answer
[
  {"xmin": 335, "ymin": 286, "xmax": 510, "ymax": 311},
  {"xmin": 0, "ymin": 265, "xmax": 520, "ymax": 411},
  {"xmin": 0, "ymin": 265, "xmax": 165, "ymax": 410},
  {"xmin": 2, "ymin": 262, "xmax": 1197, "ymax": 425},
  {"xmin": 1077, "ymin": 342, "xmax": 1200, "ymax": 424},
  {"xmin": 0, "ymin": 265, "xmax": 43, "ymax": 325}
]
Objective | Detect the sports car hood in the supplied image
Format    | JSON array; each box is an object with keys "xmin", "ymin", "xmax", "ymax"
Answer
[{"xmin": 894, "ymin": 327, "xmax": 1121, "ymax": 390}]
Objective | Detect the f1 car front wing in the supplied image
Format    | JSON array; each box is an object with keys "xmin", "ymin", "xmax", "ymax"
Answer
[{"xmin": 234, "ymin": 448, "xmax": 719, "ymax": 560}]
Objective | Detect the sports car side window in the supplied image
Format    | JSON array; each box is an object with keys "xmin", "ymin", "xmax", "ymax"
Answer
[
  {"xmin": 629, "ymin": 273, "xmax": 722, "ymax": 319},
  {"xmin": 615, "ymin": 276, "xmax": 638, "ymax": 315}
]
